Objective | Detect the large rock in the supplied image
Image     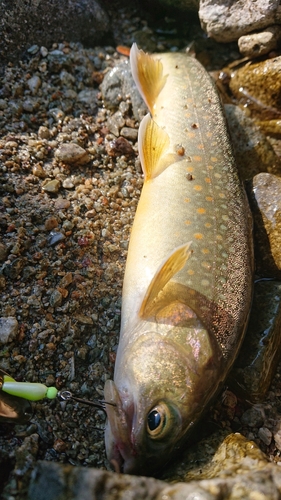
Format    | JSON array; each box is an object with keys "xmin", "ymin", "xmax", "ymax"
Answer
[
  {"xmin": 199, "ymin": 0, "xmax": 281, "ymax": 42},
  {"xmin": 0, "ymin": 0, "xmax": 109, "ymax": 68}
]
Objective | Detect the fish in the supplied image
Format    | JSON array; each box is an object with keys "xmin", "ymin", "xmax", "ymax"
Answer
[{"xmin": 104, "ymin": 43, "xmax": 254, "ymax": 476}]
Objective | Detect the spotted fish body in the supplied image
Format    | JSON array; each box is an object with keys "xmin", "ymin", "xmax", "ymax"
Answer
[{"xmin": 104, "ymin": 45, "xmax": 253, "ymax": 475}]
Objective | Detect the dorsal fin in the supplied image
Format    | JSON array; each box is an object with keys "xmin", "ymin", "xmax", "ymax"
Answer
[
  {"xmin": 130, "ymin": 43, "xmax": 167, "ymax": 114},
  {"xmin": 139, "ymin": 113, "xmax": 180, "ymax": 180},
  {"xmin": 139, "ymin": 242, "xmax": 192, "ymax": 319}
]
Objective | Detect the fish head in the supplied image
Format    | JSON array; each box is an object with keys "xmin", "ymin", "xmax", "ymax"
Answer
[{"xmin": 104, "ymin": 326, "xmax": 223, "ymax": 475}]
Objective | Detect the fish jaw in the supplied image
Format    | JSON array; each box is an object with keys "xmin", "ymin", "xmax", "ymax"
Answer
[{"xmin": 104, "ymin": 379, "xmax": 137, "ymax": 473}]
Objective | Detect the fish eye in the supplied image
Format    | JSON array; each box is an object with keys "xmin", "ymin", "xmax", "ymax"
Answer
[{"xmin": 146, "ymin": 403, "xmax": 171, "ymax": 438}]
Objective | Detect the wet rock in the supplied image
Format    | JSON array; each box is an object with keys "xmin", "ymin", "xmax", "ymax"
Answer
[
  {"xmin": 55, "ymin": 143, "xmax": 90, "ymax": 165},
  {"xmin": 238, "ymin": 25, "xmax": 281, "ymax": 58},
  {"xmin": 248, "ymin": 173, "xmax": 281, "ymax": 278},
  {"xmin": 229, "ymin": 56, "xmax": 281, "ymax": 114},
  {"xmin": 27, "ymin": 433, "xmax": 281, "ymax": 500},
  {"xmin": 0, "ymin": 316, "xmax": 18, "ymax": 344},
  {"xmin": 230, "ymin": 281, "xmax": 281, "ymax": 401},
  {"xmin": 199, "ymin": 0, "xmax": 281, "ymax": 43},
  {"xmin": 0, "ymin": 0, "xmax": 109, "ymax": 69},
  {"xmin": 42, "ymin": 179, "xmax": 61, "ymax": 194},
  {"xmin": 32, "ymin": 164, "xmax": 46, "ymax": 178}
]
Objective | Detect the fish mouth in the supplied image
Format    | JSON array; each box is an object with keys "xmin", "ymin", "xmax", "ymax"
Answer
[{"xmin": 104, "ymin": 379, "xmax": 136, "ymax": 474}]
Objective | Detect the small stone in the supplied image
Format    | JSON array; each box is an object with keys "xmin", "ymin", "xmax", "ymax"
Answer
[
  {"xmin": 59, "ymin": 272, "xmax": 72, "ymax": 288},
  {"xmin": 258, "ymin": 427, "xmax": 272, "ymax": 446},
  {"xmin": 0, "ymin": 317, "xmax": 18, "ymax": 344},
  {"xmin": 54, "ymin": 198, "xmax": 71, "ymax": 209},
  {"xmin": 48, "ymin": 231, "xmax": 65, "ymax": 246},
  {"xmin": 27, "ymin": 44, "xmax": 39, "ymax": 54},
  {"xmin": 0, "ymin": 99, "xmax": 8, "ymax": 110},
  {"xmin": 42, "ymin": 180, "xmax": 61, "ymax": 194},
  {"xmin": 55, "ymin": 143, "xmax": 90, "ymax": 165},
  {"xmin": 75, "ymin": 314, "xmax": 93, "ymax": 325},
  {"xmin": 77, "ymin": 89, "xmax": 98, "ymax": 107},
  {"xmin": 0, "ymin": 242, "xmax": 8, "ymax": 262},
  {"xmin": 238, "ymin": 25, "xmax": 281, "ymax": 58},
  {"xmin": 241, "ymin": 407, "xmax": 265, "ymax": 428},
  {"xmin": 120, "ymin": 127, "xmax": 138, "ymax": 141},
  {"xmin": 62, "ymin": 178, "xmax": 74, "ymax": 189},
  {"xmin": 49, "ymin": 108, "xmax": 65, "ymax": 122},
  {"xmin": 26, "ymin": 75, "xmax": 41, "ymax": 95},
  {"xmin": 40, "ymin": 46, "xmax": 48, "ymax": 57},
  {"xmin": 53, "ymin": 438, "xmax": 67, "ymax": 453},
  {"xmin": 38, "ymin": 126, "xmax": 50, "ymax": 139},
  {"xmin": 106, "ymin": 136, "xmax": 134, "ymax": 157},
  {"xmin": 45, "ymin": 216, "xmax": 59, "ymax": 231},
  {"xmin": 33, "ymin": 164, "xmax": 46, "ymax": 178},
  {"xmin": 49, "ymin": 290, "xmax": 63, "ymax": 307},
  {"xmin": 107, "ymin": 111, "xmax": 125, "ymax": 136}
]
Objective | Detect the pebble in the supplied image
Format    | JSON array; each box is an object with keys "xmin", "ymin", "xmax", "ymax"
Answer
[
  {"xmin": 55, "ymin": 143, "xmax": 90, "ymax": 165},
  {"xmin": 44, "ymin": 216, "xmax": 59, "ymax": 231},
  {"xmin": 62, "ymin": 178, "xmax": 75, "ymax": 189},
  {"xmin": 241, "ymin": 407, "xmax": 265, "ymax": 428},
  {"xmin": 38, "ymin": 126, "xmax": 50, "ymax": 140},
  {"xmin": 120, "ymin": 127, "xmax": 138, "ymax": 140},
  {"xmin": 48, "ymin": 231, "xmax": 65, "ymax": 246},
  {"xmin": 33, "ymin": 164, "xmax": 46, "ymax": 178},
  {"xmin": 106, "ymin": 136, "xmax": 135, "ymax": 157},
  {"xmin": 0, "ymin": 242, "xmax": 8, "ymax": 262},
  {"xmin": 77, "ymin": 89, "xmax": 98, "ymax": 107},
  {"xmin": 107, "ymin": 111, "xmax": 125, "ymax": 136},
  {"xmin": 26, "ymin": 75, "xmax": 42, "ymax": 95},
  {"xmin": 54, "ymin": 198, "xmax": 71, "ymax": 209},
  {"xmin": 0, "ymin": 316, "xmax": 18, "ymax": 344},
  {"xmin": 258, "ymin": 427, "xmax": 272, "ymax": 446},
  {"xmin": 42, "ymin": 179, "xmax": 61, "ymax": 193},
  {"xmin": 238, "ymin": 25, "xmax": 281, "ymax": 57},
  {"xmin": 49, "ymin": 290, "xmax": 63, "ymax": 307},
  {"xmin": 274, "ymin": 430, "xmax": 281, "ymax": 451}
]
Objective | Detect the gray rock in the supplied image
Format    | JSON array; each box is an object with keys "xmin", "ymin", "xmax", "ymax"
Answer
[
  {"xmin": 0, "ymin": 316, "xmax": 18, "ymax": 344},
  {"xmin": 0, "ymin": 0, "xmax": 109, "ymax": 70},
  {"xmin": 77, "ymin": 89, "xmax": 99, "ymax": 107},
  {"xmin": 238, "ymin": 25, "xmax": 281, "ymax": 58},
  {"xmin": 199, "ymin": 0, "xmax": 281, "ymax": 42}
]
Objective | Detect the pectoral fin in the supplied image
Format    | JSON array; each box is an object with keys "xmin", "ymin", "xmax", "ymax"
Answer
[
  {"xmin": 130, "ymin": 43, "xmax": 167, "ymax": 113},
  {"xmin": 139, "ymin": 242, "xmax": 192, "ymax": 318}
]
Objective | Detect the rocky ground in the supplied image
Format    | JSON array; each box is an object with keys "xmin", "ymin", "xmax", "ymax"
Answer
[{"xmin": 1, "ymin": 4, "xmax": 281, "ymax": 500}]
